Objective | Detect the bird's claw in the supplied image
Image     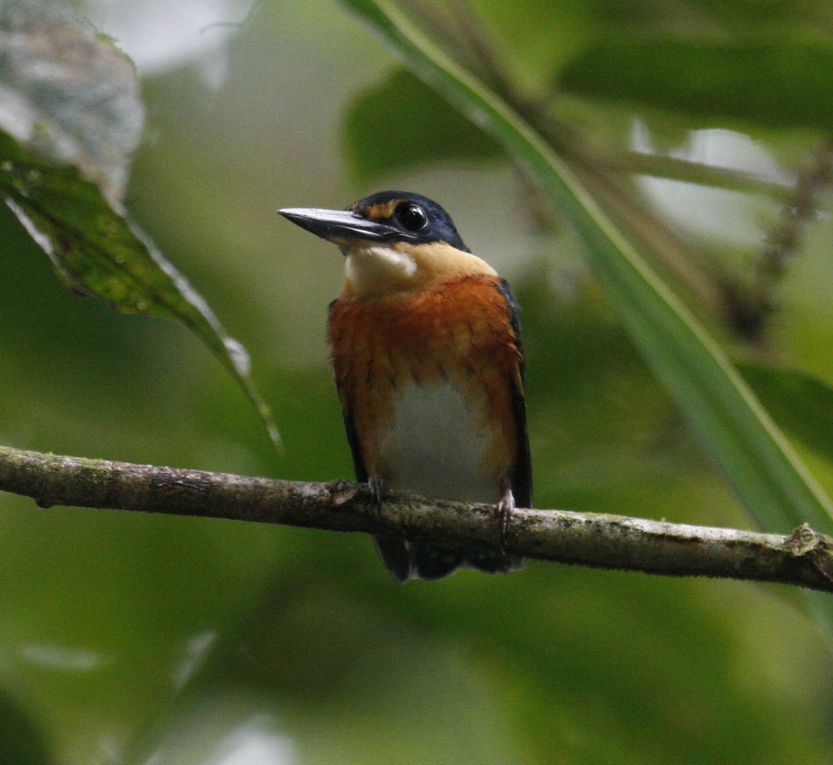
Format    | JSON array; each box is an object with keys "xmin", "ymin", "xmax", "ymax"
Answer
[
  {"xmin": 368, "ymin": 476, "xmax": 387, "ymax": 512},
  {"xmin": 498, "ymin": 488, "xmax": 515, "ymax": 552}
]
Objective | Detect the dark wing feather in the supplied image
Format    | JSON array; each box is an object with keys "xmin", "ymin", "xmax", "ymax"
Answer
[
  {"xmin": 497, "ymin": 279, "xmax": 533, "ymax": 508},
  {"xmin": 342, "ymin": 408, "xmax": 368, "ymax": 483},
  {"xmin": 328, "ymin": 299, "xmax": 368, "ymax": 482}
]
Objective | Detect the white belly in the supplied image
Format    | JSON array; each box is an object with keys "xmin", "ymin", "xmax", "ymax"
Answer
[{"xmin": 377, "ymin": 379, "xmax": 498, "ymax": 503}]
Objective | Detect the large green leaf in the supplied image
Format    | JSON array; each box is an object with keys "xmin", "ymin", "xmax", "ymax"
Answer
[
  {"xmin": 340, "ymin": 0, "xmax": 833, "ymax": 627},
  {"xmin": 559, "ymin": 35, "xmax": 833, "ymax": 129},
  {"xmin": 344, "ymin": 67, "xmax": 500, "ymax": 181},
  {"xmin": 0, "ymin": 0, "xmax": 279, "ymax": 447}
]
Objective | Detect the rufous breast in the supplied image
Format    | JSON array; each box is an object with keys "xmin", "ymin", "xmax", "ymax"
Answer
[{"xmin": 328, "ymin": 274, "xmax": 522, "ymax": 501}]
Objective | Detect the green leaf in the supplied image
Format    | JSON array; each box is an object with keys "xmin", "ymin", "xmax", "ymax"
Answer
[
  {"xmin": 740, "ymin": 363, "xmax": 833, "ymax": 464},
  {"xmin": 0, "ymin": 131, "xmax": 279, "ymax": 448},
  {"xmin": 558, "ymin": 35, "xmax": 833, "ymax": 129},
  {"xmin": 0, "ymin": 1, "xmax": 279, "ymax": 448},
  {"xmin": 0, "ymin": 689, "xmax": 53, "ymax": 765},
  {"xmin": 344, "ymin": 70, "xmax": 792, "ymax": 198},
  {"xmin": 0, "ymin": 0, "xmax": 142, "ymax": 200},
  {"xmin": 340, "ymin": 0, "xmax": 833, "ymax": 630},
  {"xmin": 344, "ymin": 67, "xmax": 500, "ymax": 181}
]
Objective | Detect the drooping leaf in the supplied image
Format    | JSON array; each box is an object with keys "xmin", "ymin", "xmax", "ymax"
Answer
[
  {"xmin": 344, "ymin": 67, "xmax": 500, "ymax": 181},
  {"xmin": 340, "ymin": 0, "xmax": 833, "ymax": 634},
  {"xmin": 0, "ymin": 0, "xmax": 142, "ymax": 200},
  {"xmin": 0, "ymin": 0, "xmax": 279, "ymax": 447},
  {"xmin": 559, "ymin": 35, "xmax": 833, "ymax": 130},
  {"xmin": 0, "ymin": 131, "xmax": 279, "ymax": 447}
]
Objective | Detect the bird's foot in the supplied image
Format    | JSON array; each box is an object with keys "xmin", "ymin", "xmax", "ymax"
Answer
[
  {"xmin": 368, "ymin": 476, "xmax": 388, "ymax": 512},
  {"xmin": 497, "ymin": 488, "xmax": 515, "ymax": 552}
]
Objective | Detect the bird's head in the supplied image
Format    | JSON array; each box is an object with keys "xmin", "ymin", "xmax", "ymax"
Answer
[{"xmin": 279, "ymin": 191, "xmax": 497, "ymax": 299}]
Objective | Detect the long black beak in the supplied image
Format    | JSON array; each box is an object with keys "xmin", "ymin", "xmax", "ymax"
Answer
[{"xmin": 278, "ymin": 207, "xmax": 414, "ymax": 245}]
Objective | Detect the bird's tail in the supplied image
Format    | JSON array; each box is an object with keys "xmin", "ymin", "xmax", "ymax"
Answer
[{"xmin": 374, "ymin": 535, "xmax": 525, "ymax": 582}]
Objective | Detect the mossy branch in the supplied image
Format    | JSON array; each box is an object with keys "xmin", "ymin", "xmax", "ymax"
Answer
[{"xmin": 1, "ymin": 445, "xmax": 832, "ymax": 591}]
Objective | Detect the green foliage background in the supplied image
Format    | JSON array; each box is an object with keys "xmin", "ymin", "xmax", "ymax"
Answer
[{"xmin": 2, "ymin": 1, "xmax": 833, "ymax": 763}]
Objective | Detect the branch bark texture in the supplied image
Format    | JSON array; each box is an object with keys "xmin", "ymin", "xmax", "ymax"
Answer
[{"xmin": 1, "ymin": 445, "xmax": 832, "ymax": 592}]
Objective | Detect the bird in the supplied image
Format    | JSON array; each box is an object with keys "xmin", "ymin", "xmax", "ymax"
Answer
[{"xmin": 279, "ymin": 191, "xmax": 531, "ymax": 581}]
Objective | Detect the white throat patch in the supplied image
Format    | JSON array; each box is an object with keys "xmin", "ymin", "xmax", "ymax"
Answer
[{"xmin": 344, "ymin": 245, "xmax": 418, "ymax": 297}]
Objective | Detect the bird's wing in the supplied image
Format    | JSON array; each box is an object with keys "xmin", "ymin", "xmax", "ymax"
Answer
[
  {"xmin": 328, "ymin": 299, "xmax": 369, "ymax": 483},
  {"xmin": 342, "ymin": 408, "xmax": 368, "ymax": 483},
  {"xmin": 497, "ymin": 278, "xmax": 533, "ymax": 508}
]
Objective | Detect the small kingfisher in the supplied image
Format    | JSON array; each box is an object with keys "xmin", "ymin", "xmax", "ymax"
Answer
[{"xmin": 279, "ymin": 191, "xmax": 532, "ymax": 581}]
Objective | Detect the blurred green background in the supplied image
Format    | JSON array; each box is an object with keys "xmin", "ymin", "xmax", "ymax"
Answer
[{"xmin": 2, "ymin": 0, "xmax": 833, "ymax": 763}]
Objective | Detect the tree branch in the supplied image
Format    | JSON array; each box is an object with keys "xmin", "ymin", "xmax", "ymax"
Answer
[{"xmin": 1, "ymin": 445, "xmax": 832, "ymax": 591}]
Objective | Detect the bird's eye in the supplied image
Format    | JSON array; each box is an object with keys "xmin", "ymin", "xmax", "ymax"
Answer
[{"xmin": 394, "ymin": 202, "xmax": 428, "ymax": 232}]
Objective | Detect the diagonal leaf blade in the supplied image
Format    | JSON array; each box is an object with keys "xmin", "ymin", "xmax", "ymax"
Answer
[
  {"xmin": 739, "ymin": 363, "xmax": 833, "ymax": 465},
  {"xmin": 339, "ymin": 0, "xmax": 833, "ymax": 561}
]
